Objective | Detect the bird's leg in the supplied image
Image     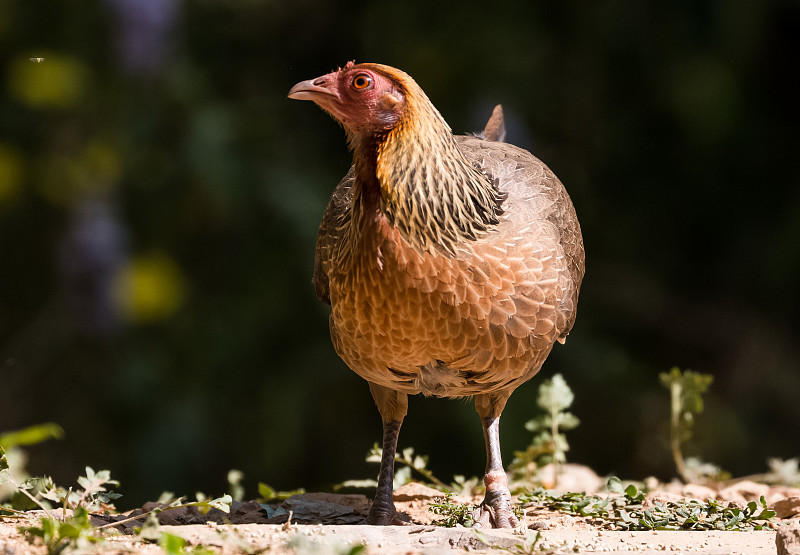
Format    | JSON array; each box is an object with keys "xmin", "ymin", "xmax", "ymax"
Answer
[
  {"xmin": 473, "ymin": 392, "xmax": 519, "ymax": 528},
  {"xmin": 366, "ymin": 382, "xmax": 410, "ymax": 525},
  {"xmin": 478, "ymin": 415, "xmax": 519, "ymax": 528},
  {"xmin": 367, "ymin": 419, "xmax": 403, "ymax": 524}
]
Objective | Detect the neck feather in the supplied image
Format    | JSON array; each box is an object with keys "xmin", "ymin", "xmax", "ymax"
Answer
[{"xmin": 352, "ymin": 91, "xmax": 504, "ymax": 256}]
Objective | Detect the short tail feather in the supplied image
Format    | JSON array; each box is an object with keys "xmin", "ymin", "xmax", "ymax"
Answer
[{"xmin": 481, "ymin": 105, "xmax": 506, "ymax": 143}]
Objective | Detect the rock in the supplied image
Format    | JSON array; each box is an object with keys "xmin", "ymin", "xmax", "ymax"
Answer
[
  {"xmin": 775, "ymin": 487, "xmax": 800, "ymax": 499},
  {"xmin": 289, "ymin": 492, "xmax": 370, "ymax": 508},
  {"xmin": 538, "ymin": 464, "xmax": 603, "ymax": 493},
  {"xmin": 777, "ymin": 524, "xmax": 800, "ymax": 555},
  {"xmin": 393, "ymin": 482, "xmax": 444, "ymax": 502},
  {"xmin": 270, "ymin": 492, "xmax": 370, "ymax": 525},
  {"xmin": 227, "ymin": 501, "xmax": 272, "ymax": 524},
  {"xmin": 773, "ymin": 497, "xmax": 800, "ymax": 519},
  {"xmin": 716, "ymin": 480, "xmax": 771, "ymax": 504},
  {"xmin": 147, "ymin": 504, "xmax": 193, "ymax": 525}
]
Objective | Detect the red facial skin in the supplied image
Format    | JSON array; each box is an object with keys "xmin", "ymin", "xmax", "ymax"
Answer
[{"xmin": 288, "ymin": 62, "xmax": 405, "ymax": 137}]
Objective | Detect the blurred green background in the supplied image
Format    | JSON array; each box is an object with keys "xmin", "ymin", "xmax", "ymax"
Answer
[{"xmin": 1, "ymin": 0, "xmax": 798, "ymax": 505}]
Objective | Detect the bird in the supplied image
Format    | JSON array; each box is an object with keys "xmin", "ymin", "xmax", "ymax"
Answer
[{"xmin": 288, "ymin": 62, "xmax": 584, "ymax": 528}]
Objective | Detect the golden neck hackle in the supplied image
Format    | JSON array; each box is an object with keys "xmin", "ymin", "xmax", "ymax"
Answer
[{"xmin": 348, "ymin": 71, "xmax": 505, "ymax": 258}]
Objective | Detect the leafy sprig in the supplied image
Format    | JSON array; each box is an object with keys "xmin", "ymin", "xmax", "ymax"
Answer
[
  {"xmin": 335, "ymin": 444, "xmax": 451, "ymax": 492},
  {"xmin": 659, "ymin": 367, "xmax": 719, "ymax": 483},
  {"xmin": 428, "ymin": 492, "xmax": 476, "ymax": 527},
  {"xmin": 520, "ymin": 477, "xmax": 776, "ymax": 531},
  {"xmin": 509, "ymin": 373, "xmax": 579, "ymax": 489}
]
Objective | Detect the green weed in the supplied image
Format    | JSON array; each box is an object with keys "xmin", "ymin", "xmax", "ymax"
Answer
[
  {"xmin": 659, "ymin": 367, "xmax": 724, "ymax": 483},
  {"xmin": 0, "ymin": 423, "xmax": 64, "ymax": 512},
  {"xmin": 20, "ymin": 506, "xmax": 100, "ymax": 555},
  {"xmin": 428, "ymin": 492, "xmax": 525, "ymax": 528},
  {"xmin": 2, "ymin": 444, "xmax": 233, "ymax": 553},
  {"xmin": 764, "ymin": 457, "xmax": 800, "ymax": 486},
  {"xmin": 519, "ymin": 477, "xmax": 776, "ymax": 531},
  {"xmin": 428, "ymin": 492, "xmax": 476, "ymax": 527},
  {"xmin": 509, "ymin": 373, "xmax": 579, "ymax": 490}
]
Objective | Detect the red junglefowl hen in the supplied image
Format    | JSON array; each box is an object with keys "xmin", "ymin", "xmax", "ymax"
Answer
[{"xmin": 288, "ymin": 62, "xmax": 584, "ymax": 528}]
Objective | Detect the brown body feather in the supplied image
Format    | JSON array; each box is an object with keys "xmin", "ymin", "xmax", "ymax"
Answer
[{"xmin": 314, "ymin": 130, "xmax": 583, "ymax": 397}]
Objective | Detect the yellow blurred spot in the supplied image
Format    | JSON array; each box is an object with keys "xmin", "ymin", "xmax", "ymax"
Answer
[
  {"xmin": 114, "ymin": 252, "xmax": 187, "ymax": 323},
  {"xmin": 0, "ymin": 143, "xmax": 23, "ymax": 203},
  {"xmin": 8, "ymin": 53, "xmax": 88, "ymax": 109}
]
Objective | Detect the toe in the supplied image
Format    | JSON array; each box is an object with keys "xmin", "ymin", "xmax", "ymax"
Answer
[
  {"xmin": 471, "ymin": 505, "xmax": 492, "ymax": 528},
  {"xmin": 474, "ymin": 489, "xmax": 519, "ymax": 528}
]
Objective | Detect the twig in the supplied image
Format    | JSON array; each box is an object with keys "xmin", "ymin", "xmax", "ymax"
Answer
[
  {"xmin": 5, "ymin": 475, "xmax": 55, "ymax": 521},
  {"xmin": 393, "ymin": 452, "xmax": 450, "ymax": 490},
  {"xmin": 94, "ymin": 497, "xmax": 229, "ymax": 530}
]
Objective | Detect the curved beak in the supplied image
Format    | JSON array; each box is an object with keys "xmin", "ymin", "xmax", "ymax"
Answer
[{"xmin": 288, "ymin": 75, "xmax": 338, "ymax": 102}]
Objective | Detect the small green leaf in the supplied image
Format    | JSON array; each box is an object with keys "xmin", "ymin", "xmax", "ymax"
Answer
[
  {"xmin": 139, "ymin": 512, "xmax": 162, "ymax": 542},
  {"xmin": 159, "ymin": 532, "xmax": 187, "ymax": 555},
  {"xmin": 258, "ymin": 482, "xmax": 275, "ymax": 500},
  {"xmin": 204, "ymin": 494, "xmax": 232, "ymax": 513},
  {"xmin": 0, "ymin": 423, "xmax": 64, "ymax": 450},
  {"xmin": 393, "ymin": 466, "xmax": 412, "ymax": 488},
  {"xmin": 537, "ymin": 374, "xmax": 574, "ymax": 413},
  {"xmin": 0, "ymin": 448, "xmax": 9, "ymax": 485},
  {"xmin": 257, "ymin": 483, "xmax": 305, "ymax": 501},
  {"xmin": 335, "ymin": 479, "xmax": 378, "ymax": 489},
  {"xmin": 472, "ymin": 529, "xmax": 489, "ymax": 545},
  {"xmin": 366, "ymin": 443, "xmax": 383, "ymax": 463},
  {"xmin": 557, "ymin": 412, "xmax": 581, "ymax": 430},
  {"xmin": 227, "ymin": 469, "xmax": 245, "ymax": 502},
  {"xmin": 157, "ymin": 491, "xmax": 177, "ymax": 504},
  {"xmin": 606, "ymin": 476, "xmax": 623, "ymax": 493}
]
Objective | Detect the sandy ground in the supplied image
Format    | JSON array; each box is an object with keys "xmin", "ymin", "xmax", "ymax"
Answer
[
  {"xmin": 2, "ymin": 474, "xmax": 800, "ymax": 554},
  {"xmin": 0, "ymin": 520, "xmax": 784, "ymax": 554}
]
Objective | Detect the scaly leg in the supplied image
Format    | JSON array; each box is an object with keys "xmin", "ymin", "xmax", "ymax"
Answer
[
  {"xmin": 367, "ymin": 420, "xmax": 404, "ymax": 524},
  {"xmin": 365, "ymin": 382, "xmax": 410, "ymax": 525},
  {"xmin": 473, "ymin": 392, "xmax": 519, "ymax": 528}
]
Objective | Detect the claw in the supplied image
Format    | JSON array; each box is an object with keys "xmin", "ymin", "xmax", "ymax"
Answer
[
  {"xmin": 472, "ymin": 477, "xmax": 519, "ymax": 528},
  {"xmin": 472, "ymin": 492, "xmax": 520, "ymax": 528}
]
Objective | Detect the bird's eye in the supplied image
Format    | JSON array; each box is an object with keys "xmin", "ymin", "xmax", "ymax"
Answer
[{"xmin": 352, "ymin": 74, "xmax": 372, "ymax": 90}]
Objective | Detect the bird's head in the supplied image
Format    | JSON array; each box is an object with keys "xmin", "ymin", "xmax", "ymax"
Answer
[
  {"xmin": 288, "ymin": 61, "xmax": 410, "ymax": 139},
  {"xmin": 289, "ymin": 62, "xmax": 504, "ymax": 255}
]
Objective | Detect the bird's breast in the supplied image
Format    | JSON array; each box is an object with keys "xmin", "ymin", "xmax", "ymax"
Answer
[{"xmin": 324, "ymin": 210, "xmax": 568, "ymax": 396}]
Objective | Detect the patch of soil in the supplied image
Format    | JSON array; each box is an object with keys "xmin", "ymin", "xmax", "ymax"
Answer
[{"xmin": 3, "ymin": 468, "xmax": 800, "ymax": 554}]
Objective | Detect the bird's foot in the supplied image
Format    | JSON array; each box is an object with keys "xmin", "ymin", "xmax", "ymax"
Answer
[
  {"xmin": 363, "ymin": 504, "xmax": 413, "ymax": 526},
  {"xmin": 472, "ymin": 490, "xmax": 519, "ymax": 529},
  {"xmin": 472, "ymin": 471, "xmax": 519, "ymax": 529}
]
